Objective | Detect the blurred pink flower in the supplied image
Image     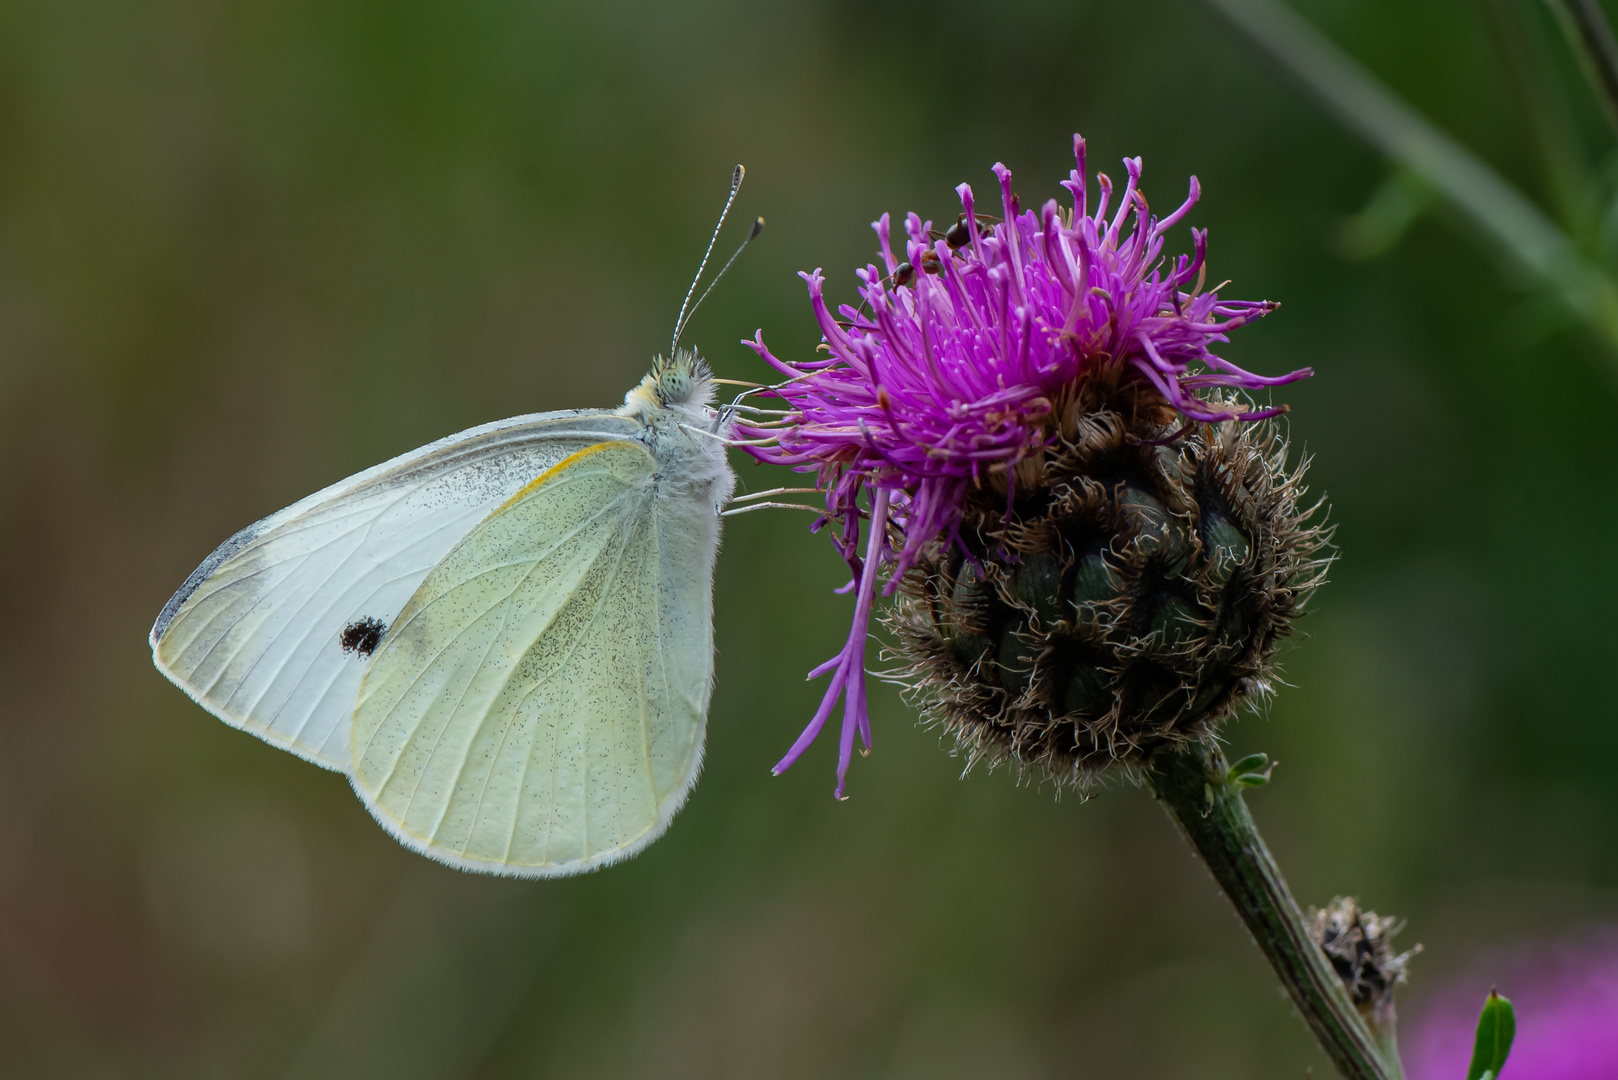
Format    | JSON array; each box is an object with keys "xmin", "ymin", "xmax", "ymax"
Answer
[{"xmin": 1406, "ymin": 928, "xmax": 1618, "ymax": 1080}]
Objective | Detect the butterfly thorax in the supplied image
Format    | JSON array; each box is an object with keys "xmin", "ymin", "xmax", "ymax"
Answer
[{"xmin": 619, "ymin": 349, "xmax": 735, "ymax": 512}]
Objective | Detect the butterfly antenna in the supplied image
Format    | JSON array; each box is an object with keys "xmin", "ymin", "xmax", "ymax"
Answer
[
  {"xmin": 672, "ymin": 165, "xmax": 750, "ymax": 357},
  {"xmin": 676, "ymin": 215, "xmax": 765, "ymax": 352}
]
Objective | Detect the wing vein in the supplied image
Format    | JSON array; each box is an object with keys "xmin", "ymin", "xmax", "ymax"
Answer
[
  {"xmin": 643, "ymin": 504, "xmax": 664, "ymax": 803},
  {"xmin": 418, "ymin": 566, "xmax": 525, "ymax": 847}
]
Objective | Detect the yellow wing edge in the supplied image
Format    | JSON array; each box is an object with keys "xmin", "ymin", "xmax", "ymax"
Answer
[{"xmin": 490, "ymin": 439, "xmax": 649, "ymax": 516}]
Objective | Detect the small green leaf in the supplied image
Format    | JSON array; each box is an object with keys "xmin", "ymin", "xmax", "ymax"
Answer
[
  {"xmin": 1466, "ymin": 990, "xmax": 1515, "ymax": 1080},
  {"xmin": 1227, "ymin": 753, "xmax": 1277, "ymax": 787},
  {"xmin": 1228, "ymin": 752, "xmax": 1269, "ymax": 777}
]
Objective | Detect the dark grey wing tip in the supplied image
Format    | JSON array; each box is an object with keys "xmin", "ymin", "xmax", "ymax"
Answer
[{"xmin": 150, "ymin": 520, "xmax": 263, "ymax": 644}]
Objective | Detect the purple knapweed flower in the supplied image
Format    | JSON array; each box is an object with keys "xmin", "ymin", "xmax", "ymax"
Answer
[
  {"xmin": 1406, "ymin": 928, "xmax": 1618, "ymax": 1080},
  {"xmin": 742, "ymin": 135, "xmax": 1311, "ymax": 798}
]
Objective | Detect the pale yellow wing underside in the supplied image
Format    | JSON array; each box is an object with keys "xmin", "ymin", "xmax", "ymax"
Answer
[{"xmin": 349, "ymin": 440, "xmax": 712, "ymax": 877}]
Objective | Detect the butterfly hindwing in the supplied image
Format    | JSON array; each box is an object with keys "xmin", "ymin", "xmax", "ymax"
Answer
[
  {"xmin": 349, "ymin": 439, "xmax": 715, "ymax": 877},
  {"xmin": 149, "ymin": 410, "xmax": 641, "ymax": 771}
]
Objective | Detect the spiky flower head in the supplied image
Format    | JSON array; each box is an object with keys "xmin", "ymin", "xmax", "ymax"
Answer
[{"xmin": 743, "ymin": 136, "xmax": 1323, "ymax": 797}]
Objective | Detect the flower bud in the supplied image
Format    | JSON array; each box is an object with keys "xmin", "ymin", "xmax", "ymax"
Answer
[{"xmin": 1308, "ymin": 896, "xmax": 1421, "ymax": 1029}]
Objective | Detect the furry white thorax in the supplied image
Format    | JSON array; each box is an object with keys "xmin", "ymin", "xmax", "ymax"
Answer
[{"xmin": 617, "ymin": 350, "xmax": 735, "ymax": 513}]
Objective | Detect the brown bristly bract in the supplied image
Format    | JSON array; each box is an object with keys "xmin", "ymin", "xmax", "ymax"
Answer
[{"xmin": 886, "ymin": 368, "xmax": 1333, "ymax": 790}]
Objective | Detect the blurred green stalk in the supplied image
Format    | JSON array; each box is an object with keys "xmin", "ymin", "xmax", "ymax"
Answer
[
  {"xmin": 1546, "ymin": 0, "xmax": 1618, "ymax": 137},
  {"xmin": 1148, "ymin": 743, "xmax": 1401, "ymax": 1080},
  {"xmin": 1206, "ymin": 0, "xmax": 1618, "ymax": 372}
]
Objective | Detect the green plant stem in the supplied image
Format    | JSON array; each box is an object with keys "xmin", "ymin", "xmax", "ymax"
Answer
[
  {"xmin": 1377, "ymin": 1028, "xmax": 1407, "ymax": 1080},
  {"xmin": 1204, "ymin": 0, "xmax": 1618, "ymax": 368},
  {"xmin": 1146, "ymin": 741, "xmax": 1398, "ymax": 1080},
  {"xmin": 1547, "ymin": 0, "xmax": 1618, "ymax": 138}
]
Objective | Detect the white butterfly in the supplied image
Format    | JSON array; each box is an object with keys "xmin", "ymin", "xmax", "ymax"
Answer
[
  {"xmin": 151, "ymin": 352, "xmax": 738, "ymax": 877},
  {"xmin": 151, "ymin": 168, "xmax": 776, "ymax": 878}
]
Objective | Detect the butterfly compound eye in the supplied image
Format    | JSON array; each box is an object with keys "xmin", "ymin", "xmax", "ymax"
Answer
[{"xmin": 660, "ymin": 369, "xmax": 694, "ymax": 402}]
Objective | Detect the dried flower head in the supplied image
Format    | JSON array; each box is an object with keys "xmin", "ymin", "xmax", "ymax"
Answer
[
  {"xmin": 743, "ymin": 136, "xmax": 1323, "ymax": 796},
  {"xmin": 1308, "ymin": 896, "xmax": 1421, "ymax": 1029}
]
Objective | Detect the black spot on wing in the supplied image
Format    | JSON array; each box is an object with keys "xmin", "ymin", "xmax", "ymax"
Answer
[
  {"xmin": 340, "ymin": 617, "xmax": 388, "ymax": 657},
  {"xmin": 150, "ymin": 519, "xmax": 264, "ymax": 643}
]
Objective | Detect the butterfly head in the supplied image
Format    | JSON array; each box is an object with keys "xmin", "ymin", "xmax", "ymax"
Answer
[{"xmin": 620, "ymin": 349, "xmax": 716, "ymax": 419}]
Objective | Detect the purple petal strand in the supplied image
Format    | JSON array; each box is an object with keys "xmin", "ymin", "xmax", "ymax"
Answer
[{"xmin": 770, "ymin": 487, "xmax": 891, "ymax": 799}]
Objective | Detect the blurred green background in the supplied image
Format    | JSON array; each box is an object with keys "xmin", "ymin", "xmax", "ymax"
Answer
[{"xmin": 1, "ymin": 0, "xmax": 1614, "ymax": 1076}]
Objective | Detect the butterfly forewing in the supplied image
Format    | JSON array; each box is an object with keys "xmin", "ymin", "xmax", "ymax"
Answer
[
  {"xmin": 150, "ymin": 411, "xmax": 640, "ymax": 771},
  {"xmin": 349, "ymin": 439, "xmax": 712, "ymax": 877}
]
